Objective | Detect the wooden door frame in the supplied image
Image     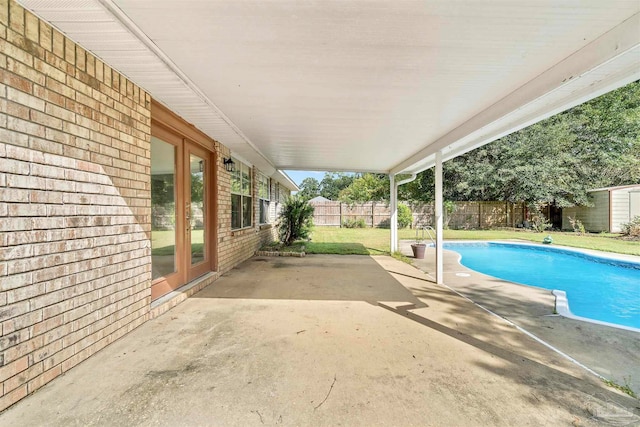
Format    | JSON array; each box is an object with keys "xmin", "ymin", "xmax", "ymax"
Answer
[
  {"xmin": 150, "ymin": 125, "xmax": 185, "ymax": 300},
  {"xmin": 184, "ymin": 141, "xmax": 214, "ymax": 281},
  {"xmin": 150, "ymin": 100, "xmax": 219, "ymax": 300}
]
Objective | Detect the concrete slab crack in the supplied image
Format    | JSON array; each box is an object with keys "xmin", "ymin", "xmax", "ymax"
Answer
[{"xmin": 314, "ymin": 374, "xmax": 337, "ymax": 410}]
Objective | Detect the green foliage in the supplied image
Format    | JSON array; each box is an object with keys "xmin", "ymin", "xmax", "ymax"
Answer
[
  {"xmin": 621, "ymin": 215, "xmax": 640, "ymax": 237},
  {"xmin": 443, "ymin": 200, "xmax": 456, "ymax": 229},
  {"xmin": 529, "ymin": 204, "xmax": 551, "ymax": 232},
  {"xmin": 401, "ymin": 81, "xmax": 640, "ymax": 207},
  {"xmin": 338, "ymin": 173, "xmax": 389, "ymax": 203},
  {"xmin": 342, "ymin": 218, "xmax": 367, "ymax": 228},
  {"xmin": 397, "ymin": 203, "xmax": 413, "ymax": 228},
  {"xmin": 190, "ymin": 172, "xmax": 203, "ymax": 203},
  {"xmin": 568, "ymin": 216, "xmax": 586, "ymax": 235},
  {"xmin": 151, "ymin": 174, "xmax": 174, "ymax": 206},
  {"xmin": 278, "ymin": 195, "xmax": 315, "ymax": 245},
  {"xmin": 602, "ymin": 377, "xmax": 637, "ymax": 399},
  {"xmin": 298, "ymin": 177, "xmax": 321, "ymax": 201},
  {"xmin": 320, "ymin": 172, "xmax": 355, "ymax": 200},
  {"xmin": 391, "ymin": 251, "xmax": 412, "ymax": 264}
]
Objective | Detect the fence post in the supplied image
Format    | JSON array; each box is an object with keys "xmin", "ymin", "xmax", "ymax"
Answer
[
  {"xmin": 505, "ymin": 201, "xmax": 508, "ymax": 227},
  {"xmin": 478, "ymin": 203, "xmax": 482, "ymax": 228},
  {"xmin": 339, "ymin": 202, "xmax": 343, "ymax": 227}
]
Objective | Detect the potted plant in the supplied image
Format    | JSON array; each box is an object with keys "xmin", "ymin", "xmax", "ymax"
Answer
[{"xmin": 411, "ymin": 228, "xmax": 427, "ymax": 259}]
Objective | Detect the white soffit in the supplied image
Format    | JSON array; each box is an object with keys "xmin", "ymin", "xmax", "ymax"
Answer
[{"xmin": 18, "ymin": 0, "xmax": 640, "ymax": 177}]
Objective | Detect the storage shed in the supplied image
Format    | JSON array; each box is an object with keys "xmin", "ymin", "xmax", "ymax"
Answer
[{"xmin": 562, "ymin": 185, "xmax": 640, "ymax": 233}]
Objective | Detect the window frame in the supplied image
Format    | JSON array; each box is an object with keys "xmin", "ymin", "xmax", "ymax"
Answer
[
  {"xmin": 258, "ymin": 172, "xmax": 271, "ymax": 224},
  {"xmin": 231, "ymin": 159, "xmax": 253, "ymax": 230}
]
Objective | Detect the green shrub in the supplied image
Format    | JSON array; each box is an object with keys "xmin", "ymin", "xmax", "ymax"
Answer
[
  {"xmin": 278, "ymin": 195, "xmax": 314, "ymax": 245},
  {"xmin": 398, "ymin": 203, "xmax": 413, "ymax": 228},
  {"xmin": 529, "ymin": 204, "xmax": 551, "ymax": 232},
  {"xmin": 443, "ymin": 200, "xmax": 457, "ymax": 229},
  {"xmin": 343, "ymin": 218, "xmax": 367, "ymax": 228},
  {"xmin": 568, "ymin": 216, "xmax": 585, "ymax": 234},
  {"xmin": 621, "ymin": 215, "xmax": 640, "ymax": 237}
]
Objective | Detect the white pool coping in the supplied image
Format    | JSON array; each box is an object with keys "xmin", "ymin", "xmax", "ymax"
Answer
[
  {"xmin": 439, "ymin": 240, "xmax": 640, "ymax": 333},
  {"xmin": 552, "ymin": 290, "xmax": 640, "ymax": 334}
]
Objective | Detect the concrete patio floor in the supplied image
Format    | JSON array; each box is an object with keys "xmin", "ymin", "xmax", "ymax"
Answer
[{"xmin": 1, "ymin": 254, "xmax": 639, "ymax": 426}]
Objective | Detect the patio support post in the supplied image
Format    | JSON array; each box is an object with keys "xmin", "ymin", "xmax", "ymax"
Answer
[
  {"xmin": 435, "ymin": 151, "xmax": 444, "ymax": 284},
  {"xmin": 390, "ymin": 174, "xmax": 398, "ymax": 252}
]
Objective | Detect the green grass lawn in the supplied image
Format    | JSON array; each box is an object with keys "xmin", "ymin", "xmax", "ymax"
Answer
[
  {"xmin": 152, "ymin": 229, "xmax": 204, "ymax": 256},
  {"xmin": 305, "ymin": 226, "xmax": 639, "ymax": 256},
  {"xmin": 151, "ymin": 226, "xmax": 638, "ymax": 257}
]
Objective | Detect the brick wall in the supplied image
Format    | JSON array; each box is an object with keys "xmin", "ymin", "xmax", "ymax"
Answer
[{"xmin": 0, "ymin": 0, "xmax": 151, "ymax": 410}]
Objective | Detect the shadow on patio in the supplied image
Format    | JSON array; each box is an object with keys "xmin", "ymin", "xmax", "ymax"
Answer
[{"xmin": 195, "ymin": 254, "xmax": 427, "ymax": 308}]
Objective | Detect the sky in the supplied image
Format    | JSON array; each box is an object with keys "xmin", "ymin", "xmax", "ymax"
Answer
[{"xmin": 284, "ymin": 170, "xmax": 328, "ymax": 187}]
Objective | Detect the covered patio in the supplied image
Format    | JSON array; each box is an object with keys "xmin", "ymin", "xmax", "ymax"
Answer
[
  {"xmin": 3, "ymin": 254, "xmax": 637, "ymax": 426},
  {"xmin": 2, "ymin": 0, "xmax": 639, "ymax": 415}
]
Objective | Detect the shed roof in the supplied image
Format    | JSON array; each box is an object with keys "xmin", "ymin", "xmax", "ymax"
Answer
[
  {"xmin": 588, "ymin": 184, "xmax": 640, "ymax": 193},
  {"xmin": 308, "ymin": 196, "xmax": 332, "ymax": 204}
]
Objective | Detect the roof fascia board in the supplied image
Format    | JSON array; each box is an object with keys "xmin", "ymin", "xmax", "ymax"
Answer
[{"xmin": 272, "ymin": 170, "xmax": 299, "ymax": 192}]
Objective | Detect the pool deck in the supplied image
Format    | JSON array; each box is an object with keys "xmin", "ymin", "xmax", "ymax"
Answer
[{"xmin": 402, "ymin": 240, "xmax": 640, "ymax": 397}]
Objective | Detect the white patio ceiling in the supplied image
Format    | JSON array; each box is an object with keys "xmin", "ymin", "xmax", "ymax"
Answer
[{"xmin": 20, "ymin": 0, "xmax": 640, "ymax": 183}]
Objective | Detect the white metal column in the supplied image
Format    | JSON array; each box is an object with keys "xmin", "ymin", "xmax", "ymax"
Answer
[
  {"xmin": 390, "ymin": 174, "xmax": 397, "ymax": 252},
  {"xmin": 435, "ymin": 151, "xmax": 444, "ymax": 284}
]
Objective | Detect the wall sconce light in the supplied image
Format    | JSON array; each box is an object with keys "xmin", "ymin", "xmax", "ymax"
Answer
[{"xmin": 223, "ymin": 157, "xmax": 235, "ymax": 173}]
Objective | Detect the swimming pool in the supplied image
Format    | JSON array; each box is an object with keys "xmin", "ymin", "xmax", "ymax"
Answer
[{"xmin": 443, "ymin": 242, "xmax": 640, "ymax": 331}]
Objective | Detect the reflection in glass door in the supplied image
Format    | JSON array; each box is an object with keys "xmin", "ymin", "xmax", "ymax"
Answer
[
  {"xmin": 188, "ymin": 154, "xmax": 205, "ymax": 265},
  {"xmin": 185, "ymin": 143, "xmax": 211, "ymax": 281},
  {"xmin": 151, "ymin": 137, "xmax": 177, "ymax": 280}
]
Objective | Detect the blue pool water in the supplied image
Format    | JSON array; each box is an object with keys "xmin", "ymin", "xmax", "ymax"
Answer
[{"xmin": 444, "ymin": 242, "xmax": 640, "ymax": 330}]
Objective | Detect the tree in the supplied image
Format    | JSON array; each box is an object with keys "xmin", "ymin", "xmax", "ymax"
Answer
[
  {"xmin": 320, "ymin": 172, "xmax": 354, "ymax": 200},
  {"xmin": 402, "ymin": 80, "xmax": 640, "ymax": 207},
  {"xmin": 397, "ymin": 203, "xmax": 413, "ymax": 228},
  {"xmin": 297, "ymin": 177, "xmax": 321, "ymax": 201},
  {"xmin": 338, "ymin": 173, "xmax": 389, "ymax": 203},
  {"xmin": 564, "ymin": 80, "xmax": 640, "ymax": 187}
]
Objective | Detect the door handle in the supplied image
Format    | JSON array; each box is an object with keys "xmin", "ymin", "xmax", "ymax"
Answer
[{"xmin": 186, "ymin": 202, "xmax": 191, "ymax": 236}]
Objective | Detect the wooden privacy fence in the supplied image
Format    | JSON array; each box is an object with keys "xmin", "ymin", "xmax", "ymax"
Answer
[{"xmin": 310, "ymin": 201, "xmax": 526, "ymax": 229}]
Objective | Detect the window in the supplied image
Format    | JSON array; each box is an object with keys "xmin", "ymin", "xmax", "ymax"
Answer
[
  {"xmin": 258, "ymin": 173, "xmax": 270, "ymax": 224},
  {"xmin": 231, "ymin": 159, "xmax": 252, "ymax": 229}
]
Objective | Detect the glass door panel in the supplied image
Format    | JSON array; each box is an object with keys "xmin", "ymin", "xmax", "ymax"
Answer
[
  {"xmin": 185, "ymin": 142, "xmax": 212, "ymax": 281},
  {"xmin": 189, "ymin": 154, "xmax": 206, "ymax": 265},
  {"xmin": 151, "ymin": 136, "xmax": 177, "ymax": 280}
]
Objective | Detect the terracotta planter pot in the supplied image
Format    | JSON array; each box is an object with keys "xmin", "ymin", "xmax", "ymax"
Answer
[{"xmin": 411, "ymin": 243, "xmax": 426, "ymax": 259}]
